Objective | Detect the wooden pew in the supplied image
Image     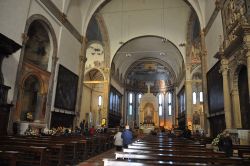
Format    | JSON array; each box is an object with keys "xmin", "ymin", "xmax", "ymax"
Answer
[
  {"xmin": 233, "ymin": 145, "xmax": 250, "ymax": 158},
  {"xmin": 103, "ymin": 158, "xmax": 222, "ymax": 166},
  {"xmin": 114, "ymin": 152, "xmax": 249, "ymax": 165},
  {"xmin": 0, "ymin": 150, "xmax": 18, "ymax": 166},
  {"xmin": 0, "ymin": 145, "xmax": 47, "ymax": 166},
  {"xmin": 104, "ymin": 133, "xmax": 250, "ymax": 166},
  {"xmin": 122, "ymin": 148, "xmax": 226, "ymax": 157}
]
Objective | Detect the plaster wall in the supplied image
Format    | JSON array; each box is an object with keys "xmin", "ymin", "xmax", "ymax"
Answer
[
  {"xmin": 205, "ymin": 12, "xmax": 223, "ymax": 71},
  {"xmin": 67, "ymin": 0, "xmax": 82, "ymax": 33},
  {"xmin": 57, "ymin": 27, "xmax": 80, "ymax": 74},
  {"xmin": 204, "ymin": 0, "xmax": 216, "ymax": 26},
  {"xmin": 51, "ymin": 0, "xmax": 63, "ymax": 11},
  {"xmin": 81, "ymin": 85, "xmax": 91, "ymax": 121}
]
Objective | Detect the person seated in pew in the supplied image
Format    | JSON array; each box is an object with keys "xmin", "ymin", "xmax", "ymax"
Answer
[
  {"xmin": 89, "ymin": 126, "xmax": 95, "ymax": 136},
  {"xmin": 220, "ymin": 131, "xmax": 233, "ymax": 157},
  {"xmin": 183, "ymin": 126, "xmax": 191, "ymax": 138},
  {"xmin": 114, "ymin": 127, "xmax": 123, "ymax": 151},
  {"xmin": 121, "ymin": 125, "xmax": 133, "ymax": 148}
]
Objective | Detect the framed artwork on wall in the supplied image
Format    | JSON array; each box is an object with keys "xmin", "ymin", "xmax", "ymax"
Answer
[{"xmin": 54, "ymin": 64, "xmax": 78, "ymax": 111}]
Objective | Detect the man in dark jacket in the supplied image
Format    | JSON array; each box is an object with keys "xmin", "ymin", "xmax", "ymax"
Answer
[{"xmin": 121, "ymin": 125, "xmax": 133, "ymax": 148}]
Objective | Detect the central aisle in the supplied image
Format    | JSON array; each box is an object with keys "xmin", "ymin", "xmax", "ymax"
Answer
[{"xmin": 78, "ymin": 148, "xmax": 116, "ymax": 166}]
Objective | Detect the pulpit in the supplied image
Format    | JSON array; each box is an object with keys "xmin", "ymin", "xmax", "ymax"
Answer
[{"xmin": 0, "ymin": 33, "xmax": 21, "ymax": 135}]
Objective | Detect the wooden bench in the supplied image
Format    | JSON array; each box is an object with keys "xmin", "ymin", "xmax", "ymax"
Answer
[
  {"xmin": 115, "ymin": 152, "xmax": 250, "ymax": 165},
  {"xmin": 122, "ymin": 148, "xmax": 226, "ymax": 157},
  {"xmin": 0, "ymin": 150, "xmax": 18, "ymax": 166},
  {"xmin": 233, "ymin": 145, "xmax": 250, "ymax": 158},
  {"xmin": 103, "ymin": 158, "xmax": 222, "ymax": 166}
]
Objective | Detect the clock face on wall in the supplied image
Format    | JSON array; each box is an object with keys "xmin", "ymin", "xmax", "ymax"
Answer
[{"xmin": 87, "ymin": 42, "xmax": 104, "ymax": 56}]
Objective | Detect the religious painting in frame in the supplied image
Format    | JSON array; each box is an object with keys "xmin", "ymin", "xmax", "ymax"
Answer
[{"xmin": 54, "ymin": 64, "xmax": 78, "ymax": 111}]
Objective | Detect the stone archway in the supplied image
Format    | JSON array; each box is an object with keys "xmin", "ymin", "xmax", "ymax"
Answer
[
  {"xmin": 82, "ymin": 68, "xmax": 106, "ymax": 128},
  {"xmin": 19, "ymin": 74, "xmax": 45, "ymax": 122},
  {"xmin": 11, "ymin": 15, "xmax": 57, "ymax": 132}
]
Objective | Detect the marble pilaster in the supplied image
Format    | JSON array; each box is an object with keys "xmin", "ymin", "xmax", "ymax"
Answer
[
  {"xmin": 75, "ymin": 37, "xmax": 88, "ymax": 126},
  {"xmin": 200, "ymin": 30, "xmax": 210, "ymax": 135},
  {"xmin": 231, "ymin": 89, "xmax": 242, "ymax": 128},
  {"xmin": 220, "ymin": 58, "xmax": 232, "ymax": 129}
]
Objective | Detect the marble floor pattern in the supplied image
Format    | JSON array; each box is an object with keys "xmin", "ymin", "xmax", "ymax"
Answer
[{"xmin": 77, "ymin": 148, "xmax": 116, "ymax": 166}]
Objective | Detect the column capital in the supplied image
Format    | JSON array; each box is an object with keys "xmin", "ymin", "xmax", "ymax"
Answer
[
  {"xmin": 231, "ymin": 89, "xmax": 239, "ymax": 95},
  {"xmin": 81, "ymin": 36, "xmax": 88, "ymax": 45},
  {"xmin": 79, "ymin": 55, "xmax": 87, "ymax": 63},
  {"xmin": 215, "ymin": 0, "xmax": 224, "ymax": 10},
  {"xmin": 21, "ymin": 33, "xmax": 29, "ymax": 43},
  {"xmin": 243, "ymin": 36, "xmax": 250, "ymax": 52},
  {"xmin": 52, "ymin": 56, "xmax": 59, "ymax": 62},
  {"xmin": 220, "ymin": 58, "xmax": 229, "ymax": 74}
]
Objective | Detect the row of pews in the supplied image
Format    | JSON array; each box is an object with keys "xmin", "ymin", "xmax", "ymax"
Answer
[
  {"xmin": 104, "ymin": 133, "xmax": 250, "ymax": 166},
  {"xmin": 0, "ymin": 133, "xmax": 114, "ymax": 166}
]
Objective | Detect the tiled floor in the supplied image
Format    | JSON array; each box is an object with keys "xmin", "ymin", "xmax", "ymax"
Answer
[{"xmin": 77, "ymin": 148, "xmax": 116, "ymax": 166}]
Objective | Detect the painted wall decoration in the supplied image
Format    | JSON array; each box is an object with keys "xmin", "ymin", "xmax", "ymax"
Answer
[
  {"xmin": 85, "ymin": 42, "xmax": 104, "ymax": 69},
  {"xmin": 54, "ymin": 65, "xmax": 78, "ymax": 111}
]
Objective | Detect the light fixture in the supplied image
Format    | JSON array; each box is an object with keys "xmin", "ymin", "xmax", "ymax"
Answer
[
  {"xmin": 125, "ymin": 53, "xmax": 132, "ymax": 57},
  {"xmin": 119, "ymin": 0, "xmax": 124, "ymax": 45},
  {"xmin": 159, "ymin": 52, "xmax": 165, "ymax": 56},
  {"xmin": 162, "ymin": 38, "xmax": 167, "ymax": 43},
  {"xmin": 179, "ymin": 43, "xmax": 186, "ymax": 47}
]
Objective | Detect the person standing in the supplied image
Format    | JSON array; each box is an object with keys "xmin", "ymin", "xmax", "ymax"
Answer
[
  {"xmin": 114, "ymin": 128, "xmax": 123, "ymax": 151},
  {"xmin": 80, "ymin": 119, "xmax": 85, "ymax": 134},
  {"xmin": 121, "ymin": 125, "xmax": 133, "ymax": 148}
]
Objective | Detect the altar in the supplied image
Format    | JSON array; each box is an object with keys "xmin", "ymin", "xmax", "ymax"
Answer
[{"xmin": 139, "ymin": 82, "xmax": 159, "ymax": 133}]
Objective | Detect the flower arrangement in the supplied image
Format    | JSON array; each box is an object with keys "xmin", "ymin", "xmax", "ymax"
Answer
[
  {"xmin": 212, "ymin": 132, "xmax": 223, "ymax": 146},
  {"xmin": 26, "ymin": 112, "xmax": 33, "ymax": 121}
]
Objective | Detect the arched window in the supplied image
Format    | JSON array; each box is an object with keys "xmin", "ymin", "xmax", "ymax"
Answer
[
  {"xmin": 138, "ymin": 94, "xmax": 142, "ymax": 103},
  {"xmin": 128, "ymin": 92, "xmax": 133, "ymax": 115},
  {"xmin": 168, "ymin": 92, "xmax": 172, "ymax": 115},
  {"xmin": 158, "ymin": 93, "xmax": 163, "ymax": 116},
  {"xmin": 98, "ymin": 95, "xmax": 102, "ymax": 107},
  {"xmin": 193, "ymin": 92, "xmax": 197, "ymax": 104},
  {"xmin": 199, "ymin": 92, "xmax": 203, "ymax": 102}
]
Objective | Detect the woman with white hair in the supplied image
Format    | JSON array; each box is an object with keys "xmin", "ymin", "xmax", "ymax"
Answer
[{"xmin": 114, "ymin": 127, "xmax": 123, "ymax": 151}]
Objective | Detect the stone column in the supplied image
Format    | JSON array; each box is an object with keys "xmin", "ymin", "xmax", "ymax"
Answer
[
  {"xmin": 231, "ymin": 89, "xmax": 242, "ymax": 128},
  {"xmin": 220, "ymin": 58, "xmax": 232, "ymax": 129},
  {"xmin": 174, "ymin": 87, "xmax": 179, "ymax": 128},
  {"xmin": 74, "ymin": 37, "xmax": 88, "ymax": 126},
  {"xmin": 164, "ymin": 92, "xmax": 167, "ymax": 127},
  {"xmin": 200, "ymin": 30, "xmax": 210, "ymax": 135},
  {"xmin": 45, "ymin": 55, "xmax": 59, "ymax": 128},
  {"xmin": 185, "ymin": 64, "xmax": 193, "ymax": 129},
  {"xmin": 246, "ymin": 51, "xmax": 250, "ymax": 101},
  {"xmin": 185, "ymin": 80, "xmax": 193, "ymax": 129}
]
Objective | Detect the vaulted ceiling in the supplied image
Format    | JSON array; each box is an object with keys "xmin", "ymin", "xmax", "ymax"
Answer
[{"xmin": 75, "ymin": 0, "xmax": 214, "ymax": 92}]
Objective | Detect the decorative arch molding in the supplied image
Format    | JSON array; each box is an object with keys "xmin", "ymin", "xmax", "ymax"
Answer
[
  {"xmin": 20, "ymin": 72, "xmax": 46, "ymax": 95},
  {"xmin": 232, "ymin": 64, "xmax": 247, "ymax": 91},
  {"xmin": 84, "ymin": 67, "xmax": 106, "ymax": 81},
  {"xmin": 191, "ymin": 65, "xmax": 202, "ymax": 79},
  {"xmin": 124, "ymin": 58, "xmax": 177, "ymax": 85},
  {"xmin": 12, "ymin": 14, "xmax": 58, "ymax": 126},
  {"xmin": 95, "ymin": 13, "xmax": 111, "ymax": 67}
]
